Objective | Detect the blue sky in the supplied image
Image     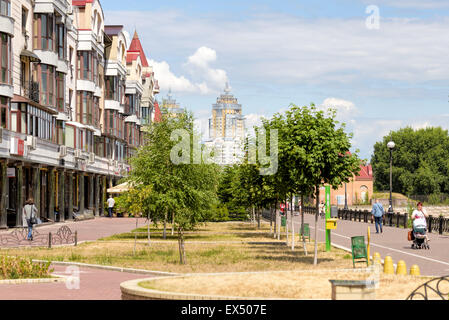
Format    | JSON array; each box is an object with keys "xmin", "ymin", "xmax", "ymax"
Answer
[{"xmin": 102, "ymin": 0, "xmax": 449, "ymax": 161}]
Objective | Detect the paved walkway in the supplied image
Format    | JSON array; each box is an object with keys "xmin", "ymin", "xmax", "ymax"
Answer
[
  {"xmin": 0, "ymin": 217, "xmax": 147, "ymax": 246},
  {"xmin": 0, "ymin": 264, "xmax": 155, "ymax": 300},
  {"xmin": 0, "ymin": 217, "xmax": 154, "ymax": 300},
  {"xmin": 290, "ymin": 214, "xmax": 449, "ymax": 277}
]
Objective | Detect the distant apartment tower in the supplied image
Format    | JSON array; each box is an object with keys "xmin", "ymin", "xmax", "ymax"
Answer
[
  {"xmin": 205, "ymin": 84, "xmax": 245, "ymax": 165},
  {"xmin": 161, "ymin": 89, "xmax": 184, "ymax": 118}
]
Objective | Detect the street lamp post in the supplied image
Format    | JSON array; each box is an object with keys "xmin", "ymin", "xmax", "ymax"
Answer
[
  {"xmin": 344, "ymin": 183, "xmax": 348, "ymax": 210},
  {"xmin": 387, "ymin": 141, "xmax": 395, "ymax": 214}
]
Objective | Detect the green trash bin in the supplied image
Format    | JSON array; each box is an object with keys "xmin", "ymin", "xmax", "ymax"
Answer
[
  {"xmin": 299, "ymin": 223, "xmax": 310, "ymax": 242},
  {"xmin": 281, "ymin": 216, "xmax": 286, "ymax": 227},
  {"xmin": 351, "ymin": 236, "xmax": 368, "ymax": 268}
]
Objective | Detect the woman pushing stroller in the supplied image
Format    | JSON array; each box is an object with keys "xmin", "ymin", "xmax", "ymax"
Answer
[{"xmin": 410, "ymin": 202, "xmax": 430, "ymax": 249}]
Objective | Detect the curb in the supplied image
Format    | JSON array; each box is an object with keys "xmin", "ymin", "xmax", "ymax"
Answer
[
  {"xmin": 0, "ymin": 275, "xmax": 67, "ymax": 285},
  {"xmin": 120, "ymin": 276, "xmax": 290, "ymax": 300},
  {"xmin": 32, "ymin": 260, "xmax": 180, "ymax": 277}
]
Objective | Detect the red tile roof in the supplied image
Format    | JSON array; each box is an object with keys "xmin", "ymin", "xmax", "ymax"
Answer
[
  {"xmin": 127, "ymin": 31, "xmax": 149, "ymax": 67},
  {"xmin": 153, "ymin": 101, "xmax": 162, "ymax": 123},
  {"xmin": 356, "ymin": 164, "xmax": 373, "ymax": 180}
]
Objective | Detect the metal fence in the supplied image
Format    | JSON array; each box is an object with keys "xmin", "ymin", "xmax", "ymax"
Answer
[
  {"xmin": 0, "ymin": 225, "xmax": 78, "ymax": 248},
  {"xmin": 301, "ymin": 207, "xmax": 449, "ymax": 235}
]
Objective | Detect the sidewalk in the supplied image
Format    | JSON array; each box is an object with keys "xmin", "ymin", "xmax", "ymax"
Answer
[
  {"xmin": 0, "ymin": 217, "xmax": 147, "ymax": 246},
  {"xmin": 0, "ymin": 264, "xmax": 154, "ymax": 300}
]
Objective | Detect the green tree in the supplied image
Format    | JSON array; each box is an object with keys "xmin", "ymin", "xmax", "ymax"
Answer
[
  {"xmin": 126, "ymin": 111, "xmax": 220, "ymax": 264},
  {"xmin": 281, "ymin": 104, "xmax": 361, "ymax": 265},
  {"xmin": 371, "ymin": 127, "xmax": 449, "ymax": 196}
]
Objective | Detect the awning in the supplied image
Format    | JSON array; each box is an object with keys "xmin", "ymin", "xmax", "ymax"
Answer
[
  {"xmin": 21, "ymin": 50, "xmax": 41, "ymax": 63},
  {"xmin": 107, "ymin": 182, "xmax": 130, "ymax": 194}
]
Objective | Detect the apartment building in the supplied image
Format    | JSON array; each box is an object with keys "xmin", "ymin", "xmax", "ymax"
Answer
[
  {"xmin": 205, "ymin": 84, "xmax": 245, "ymax": 165},
  {"xmin": 0, "ymin": 0, "xmax": 159, "ymax": 229}
]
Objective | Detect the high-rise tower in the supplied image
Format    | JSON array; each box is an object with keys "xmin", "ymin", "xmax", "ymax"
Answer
[{"xmin": 205, "ymin": 84, "xmax": 245, "ymax": 165}]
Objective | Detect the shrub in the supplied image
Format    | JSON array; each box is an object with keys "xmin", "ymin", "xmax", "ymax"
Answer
[{"xmin": 0, "ymin": 256, "xmax": 53, "ymax": 280}]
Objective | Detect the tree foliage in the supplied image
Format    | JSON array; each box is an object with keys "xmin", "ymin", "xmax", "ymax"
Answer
[
  {"xmin": 371, "ymin": 127, "xmax": 449, "ymax": 196},
  {"xmin": 122, "ymin": 111, "xmax": 221, "ymax": 264}
]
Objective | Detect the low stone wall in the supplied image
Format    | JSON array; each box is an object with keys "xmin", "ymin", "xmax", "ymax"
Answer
[{"xmin": 120, "ymin": 276, "xmax": 283, "ymax": 300}]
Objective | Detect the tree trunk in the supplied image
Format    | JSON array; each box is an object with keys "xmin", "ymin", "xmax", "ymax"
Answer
[
  {"xmin": 163, "ymin": 211, "xmax": 167, "ymax": 240},
  {"xmin": 276, "ymin": 202, "xmax": 282, "ymax": 240},
  {"xmin": 291, "ymin": 195, "xmax": 295, "ymax": 251},
  {"xmin": 252, "ymin": 206, "xmax": 255, "ymax": 225},
  {"xmin": 257, "ymin": 208, "xmax": 261, "ymax": 229},
  {"xmin": 313, "ymin": 186, "xmax": 320, "ymax": 265},
  {"xmin": 178, "ymin": 227, "xmax": 186, "ymax": 265},
  {"xmin": 286, "ymin": 200, "xmax": 289, "ymax": 245},
  {"xmin": 274, "ymin": 199, "xmax": 278, "ymax": 239},
  {"xmin": 301, "ymin": 194, "xmax": 307, "ymax": 256},
  {"xmin": 171, "ymin": 211, "xmax": 175, "ymax": 236},
  {"xmin": 270, "ymin": 205, "xmax": 273, "ymax": 235},
  {"xmin": 147, "ymin": 212, "xmax": 151, "ymax": 247}
]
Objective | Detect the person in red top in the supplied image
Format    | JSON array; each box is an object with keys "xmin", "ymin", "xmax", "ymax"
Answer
[{"xmin": 280, "ymin": 203, "xmax": 286, "ymax": 216}]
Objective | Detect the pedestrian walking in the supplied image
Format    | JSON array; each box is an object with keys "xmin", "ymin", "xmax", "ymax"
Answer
[
  {"xmin": 319, "ymin": 201, "xmax": 325, "ymax": 218},
  {"xmin": 107, "ymin": 194, "xmax": 115, "ymax": 218},
  {"xmin": 22, "ymin": 198, "xmax": 38, "ymax": 241},
  {"xmin": 371, "ymin": 199, "xmax": 385, "ymax": 234}
]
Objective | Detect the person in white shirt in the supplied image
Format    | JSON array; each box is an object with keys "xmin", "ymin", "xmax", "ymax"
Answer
[
  {"xmin": 107, "ymin": 195, "xmax": 115, "ymax": 218},
  {"xmin": 412, "ymin": 202, "xmax": 429, "ymax": 241}
]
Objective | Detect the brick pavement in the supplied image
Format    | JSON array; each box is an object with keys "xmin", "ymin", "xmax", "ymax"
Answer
[
  {"xmin": 0, "ymin": 217, "xmax": 147, "ymax": 246},
  {"xmin": 0, "ymin": 264, "xmax": 154, "ymax": 300},
  {"xmin": 0, "ymin": 217, "xmax": 152, "ymax": 300}
]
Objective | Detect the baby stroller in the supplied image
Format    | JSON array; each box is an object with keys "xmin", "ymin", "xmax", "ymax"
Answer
[{"xmin": 411, "ymin": 226, "xmax": 430, "ymax": 250}]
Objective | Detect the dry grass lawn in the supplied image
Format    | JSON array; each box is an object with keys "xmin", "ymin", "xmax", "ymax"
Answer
[
  {"xmin": 139, "ymin": 270, "xmax": 433, "ymax": 300},
  {"xmin": 0, "ymin": 221, "xmax": 439, "ymax": 299}
]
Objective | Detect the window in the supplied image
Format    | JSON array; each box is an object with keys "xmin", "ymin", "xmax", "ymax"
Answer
[
  {"xmin": 0, "ymin": 33, "xmax": 11, "ymax": 84},
  {"xmin": 0, "ymin": 0, "xmax": 10, "ymax": 16},
  {"xmin": 77, "ymin": 51, "xmax": 91, "ymax": 81},
  {"xmin": 22, "ymin": 7, "xmax": 28, "ymax": 33},
  {"xmin": 94, "ymin": 97, "xmax": 100, "ymax": 128},
  {"xmin": 56, "ymin": 120, "xmax": 64, "ymax": 145},
  {"xmin": 56, "ymin": 72, "xmax": 65, "ymax": 111},
  {"xmin": 36, "ymin": 64, "xmax": 55, "ymax": 107},
  {"xmin": 33, "ymin": 14, "xmax": 55, "ymax": 51},
  {"xmin": 104, "ymin": 109, "xmax": 122, "ymax": 138},
  {"xmin": 65, "ymin": 125, "xmax": 74, "ymax": 148},
  {"xmin": 56, "ymin": 23, "xmax": 66, "ymax": 60},
  {"xmin": 76, "ymin": 91, "xmax": 93, "ymax": 125},
  {"xmin": 95, "ymin": 136, "xmax": 104, "ymax": 158},
  {"xmin": 84, "ymin": 130, "xmax": 94, "ymax": 153},
  {"xmin": 26, "ymin": 105, "xmax": 54, "ymax": 141},
  {"xmin": 0, "ymin": 96, "xmax": 8, "ymax": 129},
  {"xmin": 105, "ymin": 76, "xmax": 118, "ymax": 101}
]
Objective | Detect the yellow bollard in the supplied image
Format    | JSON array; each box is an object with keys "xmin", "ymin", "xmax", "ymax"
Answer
[
  {"xmin": 383, "ymin": 256, "xmax": 395, "ymax": 274},
  {"xmin": 396, "ymin": 260, "xmax": 407, "ymax": 275},
  {"xmin": 410, "ymin": 265, "xmax": 421, "ymax": 276},
  {"xmin": 373, "ymin": 252, "xmax": 381, "ymax": 265}
]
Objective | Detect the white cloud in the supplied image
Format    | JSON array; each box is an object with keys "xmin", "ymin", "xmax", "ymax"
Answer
[
  {"xmin": 185, "ymin": 47, "xmax": 228, "ymax": 91},
  {"xmin": 320, "ymin": 98, "xmax": 358, "ymax": 122},
  {"xmin": 106, "ymin": 10, "xmax": 449, "ymax": 88},
  {"xmin": 148, "ymin": 59, "xmax": 199, "ymax": 94},
  {"xmin": 148, "ymin": 47, "xmax": 228, "ymax": 95},
  {"xmin": 361, "ymin": 0, "xmax": 449, "ymax": 9}
]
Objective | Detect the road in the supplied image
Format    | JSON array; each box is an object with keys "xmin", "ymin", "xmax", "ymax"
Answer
[{"xmin": 288, "ymin": 213, "xmax": 449, "ymax": 277}]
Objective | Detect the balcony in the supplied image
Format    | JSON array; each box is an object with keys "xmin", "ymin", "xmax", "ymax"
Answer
[{"xmin": 21, "ymin": 81, "xmax": 40, "ymax": 104}]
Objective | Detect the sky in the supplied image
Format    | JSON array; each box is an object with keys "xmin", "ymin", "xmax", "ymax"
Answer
[{"xmin": 102, "ymin": 0, "xmax": 449, "ymax": 161}]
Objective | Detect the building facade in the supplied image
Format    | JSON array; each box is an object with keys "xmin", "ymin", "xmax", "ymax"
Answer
[
  {"xmin": 318, "ymin": 164, "xmax": 374, "ymax": 207},
  {"xmin": 205, "ymin": 83, "xmax": 245, "ymax": 166},
  {"xmin": 0, "ymin": 0, "xmax": 159, "ymax": 228}
]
